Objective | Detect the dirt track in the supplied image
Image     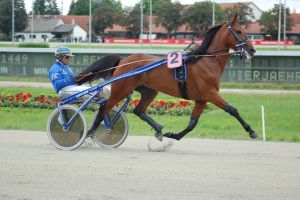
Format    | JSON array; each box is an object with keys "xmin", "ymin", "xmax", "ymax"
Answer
[{"xmin": 0, "ymin": 130, "xmax": 299, "ymax": 200}]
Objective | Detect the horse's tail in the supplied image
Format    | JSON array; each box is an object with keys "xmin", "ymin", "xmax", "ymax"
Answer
[{"xmin": 76, "ymin": 54, "xmax": 122, "ymax": 85}]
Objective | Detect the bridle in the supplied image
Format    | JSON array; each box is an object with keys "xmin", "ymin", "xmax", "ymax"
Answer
[{"xmin": 226, "ymin": 21, "xmax": 252, "ymax": 59}]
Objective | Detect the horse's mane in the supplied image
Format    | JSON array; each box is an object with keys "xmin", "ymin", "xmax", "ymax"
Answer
[{"xmin": 189, "ymin": 24, "xmax": 223, "ymax": 56}]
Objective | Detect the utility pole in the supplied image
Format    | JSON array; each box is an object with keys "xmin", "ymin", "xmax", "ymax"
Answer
[
  {"xmin": 283, "ymin": 0, "xmax": 287, "ymax": 47},
  {"xmin": 12, "ymin": 0, "xmax": 15, "ymax": 43},
  {"xmin": 31, "ymin": 0, "xmax": 34, "ymax": 42},
  {"xmin": 149, "ymin": 0, "xmax": 152, "ymax": 46},
  {"xmin": 61, "ymin": 0, "xmax": 63, "ymax": 15},
  {"xmin": 89, "ymin": 0, "xmax": 92, "ymax": 43},
  {"xmin": 212, "ymin": 0, "xmax": 215, "ymax": 26},
  {"xmin": 277, "ymin": 0, "xmax": 282, "ymax": 49},
  {"xmin": 140, "ymin": 0, "xmax": 143, "ymax": 46}
]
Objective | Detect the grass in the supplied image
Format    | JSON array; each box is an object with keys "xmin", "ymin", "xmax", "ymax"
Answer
[
  {"xmin": 0, "ymin": 76, "xmax": 50, "ymax": 83},
  {"xmin": 0, "ymin": 87, "xmax": 55, "ymax": 96},
  {"xmin": 1, "ymin": 86, "xmax": 300, "ymax": 142}
]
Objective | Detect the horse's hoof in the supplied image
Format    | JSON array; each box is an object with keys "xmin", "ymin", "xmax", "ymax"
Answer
[
  {"xmin": 155, "ymin": 132, "xmax": 163, "ymax": 142},
  {"xmin": 249, "ymin": 132, "xmax": 257, "ymax": 139},
  {"xmin": 163, "ymin": 132, "xmax": 181, "ymax": 140},
  {"xmin": 87, "ymin": 129, "xmax": 94, "ymax": 138},
  {"xmin": 163, "ymin": 132, "xmax": 173, "ymax": 138}
]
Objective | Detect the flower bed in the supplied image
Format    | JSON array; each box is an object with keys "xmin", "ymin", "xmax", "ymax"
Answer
[
  {"xmin": 0, "ymin": 92, "xmax": 60, "ymax": 109},
  {"xmin": 0, "ymin": 92, "xmax": 215, "ymax": 115}
]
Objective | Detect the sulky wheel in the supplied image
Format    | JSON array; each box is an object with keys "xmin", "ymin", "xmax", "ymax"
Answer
[
  {"xmin": 47, "ymin": 105, "xmax": 87, "ymax": 150},
  {"xmin": 92, "ymin": 107, "xmax": 128, "ymax": 148}
]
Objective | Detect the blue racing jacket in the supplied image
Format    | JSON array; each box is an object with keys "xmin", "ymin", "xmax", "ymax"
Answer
[{"xmin": 48, "ymin": 61, "xmax": 77, "ymax": 93}]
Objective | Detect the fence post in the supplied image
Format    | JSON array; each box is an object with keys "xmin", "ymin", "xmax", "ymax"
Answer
[{"xmin": 261, "ymin": 105, "xmax": 266, "ymax": 141}]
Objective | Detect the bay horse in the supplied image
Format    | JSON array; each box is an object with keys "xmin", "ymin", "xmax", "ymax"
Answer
[{"xmin": 80, "ymin": 15, "xmax": 257, "ymax": 141}]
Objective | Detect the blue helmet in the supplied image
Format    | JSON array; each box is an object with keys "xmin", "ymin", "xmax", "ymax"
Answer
[{"xmin": 54, "ymin": 46, "xmax": 74, "ymax": 58}]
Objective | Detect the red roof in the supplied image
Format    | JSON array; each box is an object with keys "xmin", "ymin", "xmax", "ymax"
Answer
[
  {"xmin": 59, "ymin": 15, "xmax": 90, "ymax": 33},
  {"xmin": 291, "ymin": 13, "xmax": 300, "ymax": 24},
  {"xmin": 245, "ymin": 22, "xmax": 264, "ymax": 33},
  {"xmin": 219, "ymin": 2, "xmax": 251, "ymax": 10}
]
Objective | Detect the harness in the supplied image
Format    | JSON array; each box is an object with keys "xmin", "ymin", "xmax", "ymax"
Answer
[
  {"xmin": 78, "ymin": 22, "xmax": 251, "ymax": 100},
  {"xmin": 175, "ymin": 60, "xmax": 189, "ymax": 99}
]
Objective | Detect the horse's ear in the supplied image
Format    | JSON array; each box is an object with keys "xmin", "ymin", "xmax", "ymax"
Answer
[{"xmin": 231, "ymin": 14, "xmax": 239, "ymax": 25}]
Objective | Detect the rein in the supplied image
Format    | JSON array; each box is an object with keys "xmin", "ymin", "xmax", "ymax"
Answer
[{"xmin": 187, "ymin": 50, "xmax": 238, "ymax": 60}]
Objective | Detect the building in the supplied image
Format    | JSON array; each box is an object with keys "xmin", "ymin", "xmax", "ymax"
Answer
[
  {"xmin": 287, "ymin": 13, "xmax": 300, "ymax": 42},
  {"xmin": 15, "ymin": 15, "xmax": 88, "ymax": 43},
  {"xmin": 219, "ymin": 2, "xmax": 263, "ymax": 22},
  {"xmin": 15, "ymin": 16, "xmax": 63, "ymax": 42},
  {"xmin": 51, "ymin": 24, "xmax": 87, "ymax": 42}
]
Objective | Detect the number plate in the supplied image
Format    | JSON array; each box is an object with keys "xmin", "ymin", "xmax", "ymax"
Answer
[{"xmin": 167, "ymin": 51, "xmax": 183, "ymax": 69}]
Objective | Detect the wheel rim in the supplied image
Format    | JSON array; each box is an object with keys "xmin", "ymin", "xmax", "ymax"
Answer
[
  {"xmin": 92, "ymin": 109, "xmax": 128, "ymax": 148},
  {"xmin": 48, "ymin": 106, "xmax": 87, "ymax": 150}
]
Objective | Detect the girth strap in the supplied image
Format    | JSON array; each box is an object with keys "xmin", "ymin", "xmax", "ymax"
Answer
[
  {"xmin": 174, "ymin": 60, "xmax": 189, "ymax": 100},
  {"xmin": 178, "ymin": 80, "xmax": 189, "ymax": 100}
]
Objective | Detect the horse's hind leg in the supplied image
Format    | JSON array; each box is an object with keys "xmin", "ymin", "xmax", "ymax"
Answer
[
  {"xmin": 209, "ymin": 92, "xmax": 257, "ymax": 139},
  {"xmin": 133, "ymin": 86, "xmax": 164, "ymax": 141},
  {"xmin": 164, "ymin": 100, "xmax": 207, "ymax": 140}
]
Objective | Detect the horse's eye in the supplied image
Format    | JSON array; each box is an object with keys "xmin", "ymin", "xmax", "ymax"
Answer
[{"xmin": 236, "ymin": 30, "xmax": 242, "ymax": 34}]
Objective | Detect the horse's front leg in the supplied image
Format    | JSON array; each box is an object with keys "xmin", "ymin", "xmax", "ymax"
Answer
[
  {"xmin": 209, "ymin": 92, "xmax": 257, "ymax": 139},
  {"xmin": 133, "ymin": 86, "xmax": 164, "ymax": 141},
  {"xmin": 164, "ymin": 100, "xmax": 207, "ymax": 140}
]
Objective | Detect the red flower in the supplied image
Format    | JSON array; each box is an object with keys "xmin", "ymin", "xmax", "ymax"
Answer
[
  {"xmin": 132, "ymin": 99, "xmax": 139, "ymax": 106},
  {"xmin": 180, "ymin": 100, "xmax": 190, "ymax": 107},
  {"xmin": 22, "ymin": 96, "xmax": 28, "ymax": 102},
  {"xmin": 40, "ymin": 97, "xmax": 45, "ymax": 103},
  {"xmin": 157, "ymin": 100, "xmax": 166, "ymax": 108}
]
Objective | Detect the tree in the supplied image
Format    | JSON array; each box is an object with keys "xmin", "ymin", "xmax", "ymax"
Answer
[
  {"xmin": 33, "ymin": 0, "xmax": 60, "ymax": 15},
  {"xmin": 182, "ymin": 2, "xmax": 223, "ymax": 36},
  {"xmin": 259, "ymin": 4, "xmax": 294, "ymax": 40},
  {"xmin": 143, "ymin": 0, "xmax": 170, "ymax": 15},
  {"xmin": 223, "ymin": 3, "xmax": 255, "ymax": 28},
  {"xmin": 92, "ymin": 0, "xmax": 123, "ymax": 35},
  {"xmin": 0, "ymin": 0, "xmax": 27, "ymax": 39},
  {"xmin": 33, "ymin": 0, "xmax": 46, "ymax": 15},
  {"xmin": 155, "ymin": 1, "xmax": 183, "ymax": 38},
  {"xmin": 121, "ymin": 4, "xmax": 148, "ymax": 38},
  {"xmin": 68, "ymin": 0, "xmax": 97, "ymax": 15}
]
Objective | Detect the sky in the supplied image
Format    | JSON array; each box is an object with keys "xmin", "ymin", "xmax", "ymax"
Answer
[{"xmin": 24, "ymin": 0, "xmax": 300, "ymax": 15}]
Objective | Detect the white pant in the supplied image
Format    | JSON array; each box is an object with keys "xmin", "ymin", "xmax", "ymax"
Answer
[{"xmin": 58, "ymin": 84, "xmax": 111, "ymax": 99}]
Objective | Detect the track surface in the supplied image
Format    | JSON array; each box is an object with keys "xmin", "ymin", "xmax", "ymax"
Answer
[{"xmin": 0, "ymin": 130, "xmax": 299, "ymax": 200}]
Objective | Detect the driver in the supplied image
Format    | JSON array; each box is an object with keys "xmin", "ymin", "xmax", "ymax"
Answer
[{"xmin": 48, "ymin": 46, "xmax": 91, "ymax": 99}]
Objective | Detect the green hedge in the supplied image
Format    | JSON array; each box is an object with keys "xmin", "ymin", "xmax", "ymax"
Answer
[{"xmin": 18, "ymin": 43, "xmax": 50, "ymax": 48}]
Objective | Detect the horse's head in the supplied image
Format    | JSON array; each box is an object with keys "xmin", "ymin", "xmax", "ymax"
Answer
[{"xmin": 225, "ymin": 14, "xmax": 256, "ymax": 59}]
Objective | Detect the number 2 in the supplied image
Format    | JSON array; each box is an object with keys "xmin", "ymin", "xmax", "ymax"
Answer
[{"xmin": 170, "ymin": 52, "xmax": 179, "ymax": 64}]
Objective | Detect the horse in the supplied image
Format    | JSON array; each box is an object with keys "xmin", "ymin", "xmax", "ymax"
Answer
[{"xmin": 79, "ymin": 14, "xmax": 257, "ymax": 141}]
